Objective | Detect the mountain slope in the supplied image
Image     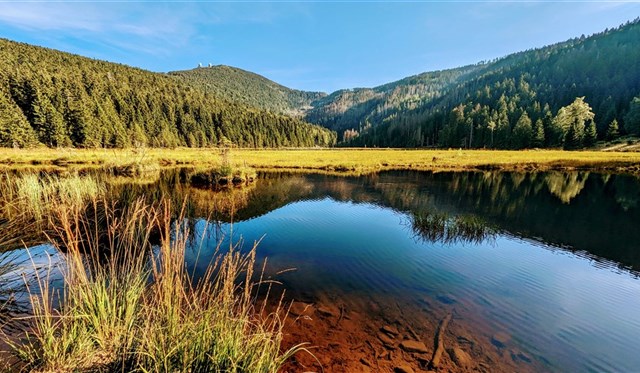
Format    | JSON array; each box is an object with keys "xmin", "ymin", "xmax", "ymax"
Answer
[
  {"xmin": 345, "ymin": 19, "xmax": 640, "ymax": 148},
  {"xmin": 303, "ymin": 64, "xmax": 487, "ymax": 139},
  {"xmin": 0, "ymin": 40, "xmax": 336, "ymax": 148},
  {"xmin": 168, "ymin": 63, "xmax": 490, "ymax": 142},
  {"xmin": 169, "ymin": 65, "xmax": 326, "ymax": 116}
]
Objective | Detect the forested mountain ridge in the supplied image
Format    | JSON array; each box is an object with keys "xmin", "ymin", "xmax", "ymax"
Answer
[
  {"xmin": 303, "ymin": 64, "xmax": 488, "ymax": 139},
  {"xmin": 169, "ymin": 65, "xmax": 326, "ymax": 116},
  {"xmin": 0, "ymin": 39, "xmax": 336, "ymax": 148},
  {"xmin": 344, "ymin": 19, "xmax": 640, "ymax": 149},
  {"xmin": 2, "ymin": 18, "xmax": 639, "ymax": 150},
  {"xmin": 167, "ymin": 61, "xmax": 491, "ymax": 141}
]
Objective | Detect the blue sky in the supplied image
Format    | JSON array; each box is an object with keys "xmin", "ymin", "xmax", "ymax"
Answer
[{"xmin": 0, "ymin": 1, "xmax": 638, "ymax": 93}]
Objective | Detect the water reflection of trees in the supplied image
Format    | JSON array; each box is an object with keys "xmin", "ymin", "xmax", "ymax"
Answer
[
  {"xmin": 410, "ymin": 211, "xmax": 496, "ymax": 244},
  {"xmin": 544, "ymin": 172, "xmax": 589, "ymax": 204},
  {"xmin": 211, "ymin": 170, "xmax": 639, "ymax": 271},
  {"xmin": 406, "ymin": 170, "xmax": 640, "ymax": 271},
  {"xmin": 2, "ymin": 168, "xmax": 639, "ymax": 271}
]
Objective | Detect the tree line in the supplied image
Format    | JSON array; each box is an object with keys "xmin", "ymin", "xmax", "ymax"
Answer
[
  {"xmin": 0, "ymin": 39, "xmax": 336, "ymax": 148},
  {"xmin": 170, "ymin": 65, "xmax": 326, "ymax": 116},
  {"xmin": 342, "ymin": 19, "xmax": 640, "ymax": 149}
]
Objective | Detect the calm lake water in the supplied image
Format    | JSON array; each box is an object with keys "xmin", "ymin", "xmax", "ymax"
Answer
[
  {"xmin": 186, "ymin": 171, "xmax": 640, "ymax": 372},
  {"xmin": 4, "ymin": 169, "xmax": 640, "ymax": 372}
]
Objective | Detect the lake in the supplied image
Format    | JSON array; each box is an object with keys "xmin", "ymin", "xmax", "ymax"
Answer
[{"xmin": 2, "ymin": 169, "xmax": 640, "ymax": 372}]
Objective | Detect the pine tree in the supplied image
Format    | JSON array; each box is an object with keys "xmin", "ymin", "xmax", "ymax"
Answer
[
  {"xmin": 606, "ymin": 119, "xmax": 620, "ymax": 140},
  {"xmin": 555, "ymin": 97, "xmax": 595, "ymax": 150},
  {"xmin": 624, "ymin": 97, "xmax": 640, "ymax": 135},
  {"xmin": 0, "ymin": 90, "xmax": 38, "ymax": 147},
  {"xmin": 532, "ymin": 119, "xmax": 545, "ymax": 148},
  {"xmin": 512, "ymin": 112, "xmax": 533, "ymax": 149},
  {"xmin": 564, "ymin": 123, "xmax": 581, "ymax": 150},
  {"xmin": 32, "ymin": 92, "xmax": 70, "ymax": 147},
  {"xmin": 486, "ymin": 120, "xmax": 496, "ymax": 148},
  {"xmin": 584, "ymin": 121, "xmax": 597, "ymax": 147},
  {"xmin": 495, "ymin": 96, "xmax": 511, "ymax": 148}
]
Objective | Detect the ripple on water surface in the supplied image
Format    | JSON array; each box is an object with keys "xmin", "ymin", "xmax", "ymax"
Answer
[{"xmin": 194, "ymin": 196, "xmax": 640, "ymax": 373}]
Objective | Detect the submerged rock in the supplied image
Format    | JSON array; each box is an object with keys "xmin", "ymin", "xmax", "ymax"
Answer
[
  {"xmin": 491, "ymin": 332, "xmax": 511, "ymax": 348},
  {"xmin": 378, "ymin": 332, "xmax": 396, "ymax": 348},
  {"xmin": 436, "ymin": 294, "xmax": 457, "ymax": 304},
  {"xmin": 448, "ymin": 347, "xmax": 472, "ymax": 368},
  {"xmin": 400, "ymin": 340, "xmax": 429, "ymax": 354},
  {"xmin": 510, "ymin": 349, "xmax": 532, "ymax": 363},
  {"xmin": 317, "ymin": 304, "xmax": 339, "ymax": 317},
  {"xmin": 394, "ymin": 363, "xmax": 415, "ymax": 373},
  {"xmin": 289, "ymin": 302, "xmax": 314, "ymax": 317},
  {"xmin": 382, "ymin": 325, "xmax": 399, "ymax": 336}
]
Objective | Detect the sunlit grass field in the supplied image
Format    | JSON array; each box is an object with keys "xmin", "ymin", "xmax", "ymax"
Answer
[{"xmin": 1, "ymin": 147, "xmax": 639, "ymax": 174}]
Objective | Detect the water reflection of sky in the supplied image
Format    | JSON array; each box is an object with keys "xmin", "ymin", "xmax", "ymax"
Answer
[
  {"xmin": 4, "ymin": 170, "xmax": 640, "ymax": 372},
  {"xmin": 186, "ymin": 197, "xmax": 640, "ymax": 373},
  {"xmin": 1, "ymin": 244, "xmax": 62, "ymax": 306}
]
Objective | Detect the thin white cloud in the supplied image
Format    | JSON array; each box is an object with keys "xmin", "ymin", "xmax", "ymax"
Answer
[
  {"xmin": 0, "ymin": 3, "xmax": 103, "ymax": 32},
  {"xmin": 0, "ymin": 2, "xmax": 201, "ymax": 55},
  {"xmin": 0, "ymin": 2, "xmax": 310, "ymax": 57}
]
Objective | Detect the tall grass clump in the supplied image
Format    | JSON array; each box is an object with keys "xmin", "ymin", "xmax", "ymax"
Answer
[
  {"xmin": 102, "ymin": 148, "xmax": 160, "ymax": 177},
  {"xmin": 6, "ymin": 197, "xmax": 302, "ymax": 372},
  {"xmin": 0, "ymin": 172, "xmax": 105, "ymax": 222},
  {"xmin": 136, "ymin": 206, "xmax": 298, "ymax": 372}
]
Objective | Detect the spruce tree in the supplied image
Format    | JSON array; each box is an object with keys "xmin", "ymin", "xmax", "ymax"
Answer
[
  {"xmin": 624, "ymin": 97, "xmax": 640, "ymax": 135},
  {"xmin": 606, "ymin": 119, "xmax": 620, "ymax": 140},
  {"xmin": 0, "ymin": 90, "xmax": 38, "ymax": 147},
  {"xmin": 512, "ymin": 112, "xmax": 533, "ymax": 149},
  {"xmin": 532, "ymin": 119, "xmax": 545, "ymax": 148},
  {"xmin": 584, "ymin": 121, "xmax": 597, "ymax": 147}
]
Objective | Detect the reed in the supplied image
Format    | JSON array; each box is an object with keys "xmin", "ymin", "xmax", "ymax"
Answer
[
  {"xmin": 5, "ymin": 197, "xmax": 302, "ymax": 372},
  {"xmin": 0, "ymin": 172, "xmax": 105, "ymax": 222}
]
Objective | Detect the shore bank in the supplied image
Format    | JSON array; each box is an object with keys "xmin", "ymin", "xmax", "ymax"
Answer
[{"xmin": 1, "ymin": 148, "xmax": 639, "ymax": 175}]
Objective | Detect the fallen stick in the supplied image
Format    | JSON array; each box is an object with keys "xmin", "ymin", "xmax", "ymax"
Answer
[
  {"xmin": 429, "ymin": 313, "xmax": 453, "ymax": 369},
  {"xmin": 407, "ymin": 324, "xmax": 421, "ymax": 341},
  {"xmin": 335, "ymin": 304, "xmax": 345, "ymax": 327}
]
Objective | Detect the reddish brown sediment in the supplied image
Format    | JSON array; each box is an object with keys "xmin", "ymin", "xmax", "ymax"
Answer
[
  {"xmin": 3, "ymin": 291, "xmax": 544, "ymax": 372},
  {"xmin": 277, "ymin": 291, "xmax": 544, "ymax": 373}
]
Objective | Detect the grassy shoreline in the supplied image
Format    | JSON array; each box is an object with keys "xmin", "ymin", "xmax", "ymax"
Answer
[
  {"xmin": 0, "ymin": 148, "xmax": 639, "ymax": 175},
  {"xmin": 0, "ymin": 190, "xmax": 301, "ymax": 372}
]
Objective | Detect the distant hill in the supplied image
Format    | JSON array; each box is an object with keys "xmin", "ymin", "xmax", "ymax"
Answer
[
  {"xmin": 303, "ymin": 65, "xmax": 486, "ymax": 138},
  {"xmin": 169, "ymin": 65, "xmax": 326, "ymax": 116},
  {"xmin": 341, "ymin": 19, "xmax": 640, "ymax": 149},
  {"xmin": 2, "ymin": 17, "xmax": 639, "ymax": 150},
  {"xmin": 0, "ymin": 40, "xmax": 336, "ymax": 148}
]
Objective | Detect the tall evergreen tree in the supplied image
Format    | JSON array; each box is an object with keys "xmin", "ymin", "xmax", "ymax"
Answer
[
  {"xmin": 554, "ymin": 97, "xmax": 595, "ymax": 150},
  {"xmin": 584, "ymin": 121, "xmax": 598, "ymax": 147},
  {"xmin": 0, "ymin": 90, "xmax": 38, "ymax": 147},
  {"xmin": 31, "ymin": 92, "xmax": 70, "ymax": 147},
  {"xmin": 624, "ymin": 97, "xmax": 640, "ymax": 135},
  {"xmin": 512, "ymin": 112, "xmax": 533, "ymax": 149},
  {"xmin": 606, "ymin": 119, "xmax": 620, "ymax": 140},
  {"xmin": 532, "ymin": 119, "xmax": 545, "ymax": 148}
]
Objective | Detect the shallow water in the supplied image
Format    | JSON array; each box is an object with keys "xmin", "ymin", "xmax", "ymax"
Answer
[
  {"xmin": 182, "ymin": 171, "xmax": 640, "ymax": 372},
  {"xmin": 3, "ymin": 169, "xmax": 640, "ymax": 371}
]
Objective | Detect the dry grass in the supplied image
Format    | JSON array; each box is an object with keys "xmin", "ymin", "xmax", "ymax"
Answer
[
  {"xmin": 1, "ymin": 147, "xmax": 639, "ymax": 175},
  {"xmin": 2, "ymin": 198, "xmax": 303, "ymax": 372},
  {"xmin": 0, "ymin": 173, "xmax": 105, "ymax": 222}
]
